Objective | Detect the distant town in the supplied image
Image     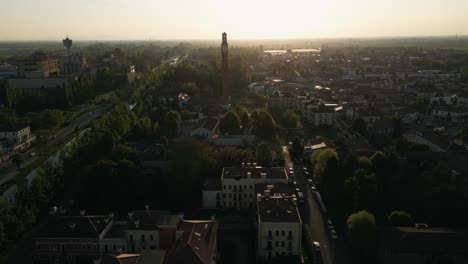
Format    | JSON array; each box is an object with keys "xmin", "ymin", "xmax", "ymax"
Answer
[{"xmin": 1, "ymin": 34, "xmax": 468, "ymax": 264}]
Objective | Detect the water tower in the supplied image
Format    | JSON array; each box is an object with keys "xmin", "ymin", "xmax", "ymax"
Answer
[{"xmin": 63, "ymin": 36, "xmax": 72, "ymax": 56}]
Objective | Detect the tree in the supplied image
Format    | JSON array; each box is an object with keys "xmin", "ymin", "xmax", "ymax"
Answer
[
  {"xmin": 232, "ymin": 105, "xmax": 250, "ymax": 128},
  {"xmin": 311, "ymin": 148, "xmax": 338, "ymax": 186},
  {"xmin": 353, "ymin": 169, "xmax": 377, "ymax": 210},
  {"xmin": 43, "ymin": 109, "xmax": 65, "ymax": 129},
  {"xmin": 256, "ymin": 142, "xmax": 273, "ymax": 167},
  {"xmin": 251, "ymin": 109, "xmax": 277, "ymax": 140},
  {"xmin": 357, "ymin": 156, "xmax": 372, "ymax": 172},
  {"xmin": 219, "ymin": 111, "xmax": 242, "ymax": 135},
  {"xmin": 281, "ymin": 110, "xmax": 299, "ymax": 128},
  {"xmin": 0, "ymin": 108, "xmax": 17, "ymax": 126},
  {"xmin": 346, "ymin": 210, "xmax": 377, "ymax": 258},
  {"xmin": 353, "ymin": 118, "xmax": 366, "ymax": 135},
  {"xmin": 11, "ymin": 153, "xmax": 25, "ymax": 167},
  {"xmin": 388, "ymin": 211, "xmax": 414, "ymax": 227},
  {"xmin": 291, "ymin": 137, "xmax": 303, "ymax": 159},
  {"xmin": 163, "ymin": 110, "xmax": 181, "ymax": 138}
]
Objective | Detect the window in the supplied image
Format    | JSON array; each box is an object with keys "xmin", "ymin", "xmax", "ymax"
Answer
[
  {"xmin": 129, "ymin": 235, "xmax": 133, "ymax": 241},
  {"xmin": 281, "ymin": 241, "xmax": 285, "ymax": 247},
  {"xmin": 228, "ymin": 185, "xmax": 231, "ymax": 190},
  {"xmin": 250, "ymin": 185, "xmax": 252, "ymax": 189},
  {"xmin": 281, "ymin": 231, "xmax": 285, "ymax": 236},
  {"xmin": 276, "ymin": 231, "xmax": 279, "ymax": 236},
  {"xmin": 223, "ymin": 185, "xmax": 226, "ymax": 189},
  {"xmin": 223, "ymin": 194, "xmax": 226, "ymax": 198},
  {"xmin": 150, "ymin": 235, "xmax": 154, "ymax": 241},
  {"xmin": 141, "ymin": 235, "xmax": 145, "ymax": 241},
  {"xmin": 228, "ymin": 194, "xmax": 231, "ymax": 198},
  {"xmin": 275, "ymin": 241, "xmax": 279, "ymax": 247},
  {"xmin": 268, "ymin": 231, "xmax": 272, "ymax": 238}
]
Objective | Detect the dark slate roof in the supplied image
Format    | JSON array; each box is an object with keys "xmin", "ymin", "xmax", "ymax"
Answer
[
  {"xmin": 34, "ymin": 215, "xmax": 111, "ymax": 239},
  {"xmin": 222, "ymin": 167, "xmax": 287, "ymax": 180},
  {"xmin": 257, "ymin": 195, "xmax": 301, "ymax": 223},
  {"xmin": 164, "ymin": 220, "xmax": 218, "ymax": 264},
  {"xmin": 0, "ymin": 124, "xmax": 29, "ymax": 132},
  {"xmin": 123, "ymin": 210, "xmax": 182, "ymax": 230}
]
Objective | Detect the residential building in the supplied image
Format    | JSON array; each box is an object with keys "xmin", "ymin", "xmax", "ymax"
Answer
[
  {"xmin": 0, "ymin": 125, "xmax": 34, "ymax": 151},
  {"xmin": 163, "ymin": 220, "xmax": 218, "ymax": 264},
  {"xmin": 202, "ymin": 178, "xmax": 221, "ymax": 209},
  {"xmin": 268, "ymin": 92, "xmax": 297, "ymax": 109},
  {"xmin": 306, "ymin": 104, "xmax": 335, "ymax": 126},
  {"xmin": 380, "ymin": 225, "xmax": 468, "ymax": 264},
  {"xmin": 34, "ymin": 215, "xmax": 112, "ymax": 264},
  {"xmin": 256, "ymin": 185, "xmax": 302, "ymax": 260},
  {"xmin": 59, "ymin": 52, "xmax": 87, "ymax": 75},
  {"xmin": 0, "ymin": 63, "xmax": 17, "ymax": 79},
  {"xmin": 33, "ymin": 210, "xmax": 183, "ymax": 264},
  {"xmin": 221, "ymin": 165, "xmax": 288, "ymax": 208},
  {"xmin": 303, "ymin": 137, "xmax": 329, "ymax": 159},
  {"xmin": 8, "ymin": 78, "xmax": 69, "ymax": 95},
  {"xmin": 16, "ymin": 52, "xmax": 59, "ymax": 78},
  {"xmin": 432, "ymin": 106, "xmax": 468, "ymax": 123}
]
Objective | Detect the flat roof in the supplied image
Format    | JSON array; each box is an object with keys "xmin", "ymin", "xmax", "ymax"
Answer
[
  {"xmin": 222, "ymin": 167, "xmax": 287, "ymax": 180},
  {"xmin": 257, "ymin": 196, "xmax": 301, "ymax": 223}
]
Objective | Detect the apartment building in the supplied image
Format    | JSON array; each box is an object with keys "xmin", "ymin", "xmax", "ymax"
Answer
[
  {"xmin": 268, "ymin": 92, "xmax": 298, "ymax": 110},
  {"xmin": 306, "ymin": 104, "xmax": 335, "ymax": 127},
  {"xmin": 256, "ymin": 184, "xmax": 302, "ymax": 260},
  {"xmin": 0, "ymin": 125, "xmax": 34, "ymax": 151},
  {"xmin": 221, "ymin": 165, "xmax": 288, "ymax": 209},
  {"xmin": 16, "ymin": 52, "xmax": 59, "ymax": 78}
]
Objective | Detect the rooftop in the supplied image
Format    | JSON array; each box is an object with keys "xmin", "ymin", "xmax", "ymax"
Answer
[
  {"xmin": 257, "ymin": 195, "xmax": 301, "ymax": 223},
  {"xmin": 34, "ymin": 215, "xmax": 112, "ymax": 239},
  {"xmin": 222, "ymin": 166, "xmax": 287, "ymax": 180},
  {"xmin": 164, "ymin": 220, "xmax": 218, "ymax": 264}
]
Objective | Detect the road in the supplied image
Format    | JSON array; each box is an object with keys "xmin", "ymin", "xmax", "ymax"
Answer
[
  {"xmin": 0, "ymin": 105, "xmax": 109, "ymax": 185},
  {"xmin": 282, "ymin": 146, "xmax": 349, "ymax": 264}
]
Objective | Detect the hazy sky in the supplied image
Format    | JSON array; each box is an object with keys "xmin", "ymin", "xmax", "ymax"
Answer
[{"xmin": 1, "ymin": 0, "xmax": 467, "ymax": 40}]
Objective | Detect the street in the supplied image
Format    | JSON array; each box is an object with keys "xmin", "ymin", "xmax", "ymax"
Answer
[
  {"xmin": 0, "ymin": 105, "xmax": 108, "ymax": 185},
  {"xmin": 282, "ymin": 146, "xmax": 349, "ymax": 264}
]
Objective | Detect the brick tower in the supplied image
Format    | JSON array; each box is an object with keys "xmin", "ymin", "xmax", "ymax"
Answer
[{"xmin": 221, "ymin": 32, "xmax": 230, "ymax": 104}]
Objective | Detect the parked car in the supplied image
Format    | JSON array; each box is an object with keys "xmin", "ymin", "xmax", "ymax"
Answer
[
  {"xmin": 297, "ymin": 192, "xmax": 305, "ymax": 204},
  {"xmin": 307, "ymin": 179, "xmax": 313, "ymax": 185},
  {"xmin": 329, "ymin": 229, "xmax": 338, "ymax": 239},
  {"xmin": 311, "ymin": 186, "xmax": 317, "ymax": 192},
  {"xmin": 327, "ymin": 220, "xmax": 334, "ymax": 229}
]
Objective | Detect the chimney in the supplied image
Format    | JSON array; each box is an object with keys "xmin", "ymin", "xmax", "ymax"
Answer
[
  {"xmin": 128, "ymin": 211, "xmax": 134, "ymax": 219},
  {"xmin": 68, "ymin": 222, "xmax": 77, "ymax": 231},
  {"xmin": 79, "ymin": 209, "xmax": 86, "ymax": 216},
  {"xmin": 134, "ymin": 220, "xmax": 140, "ymax": 229}
]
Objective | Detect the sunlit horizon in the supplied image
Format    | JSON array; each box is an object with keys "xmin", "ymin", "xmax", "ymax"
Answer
[{"xmin": 1, "ymin": 0, "xmax": 468, "ymax": 41}]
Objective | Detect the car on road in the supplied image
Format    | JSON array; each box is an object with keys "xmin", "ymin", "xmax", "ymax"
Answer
[
  {"xmin": 295, "ymin": 188, "xmax": 300, "ymax": 194},
  {"xmin": 297, "ymin": 192, "xmax": 305, "ymax": 204},
  {"xmin": 327, "ymin": 220, "xmax": 334, "ymax": 229},
  {"xmin": 329, "ymin": 229, "xmax": 338, "ymax": 240},
  {"xmin": 313, "ymin": 242, "xmax": 323, "ymax": 264},
  {"xmin": 311, "ymin": 186, "xmax": 317, "ymax": 192},
  {"xmin": 307, "ymin": 178, "xmax": 313, "ymax": 185}
]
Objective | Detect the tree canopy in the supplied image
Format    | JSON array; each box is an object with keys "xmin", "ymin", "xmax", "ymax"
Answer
[
  {"xmin": 256, "ymin": 142, "xmax": 273, "ymax": 167},
  {"xmin": 219, "ymin": 111, "xmax": 242, "ymax": 135},
  {"xmin": 346, "ymin": 210, "xmax": 377, "ymax": 258},
  {"xmin": 387, "ymin": 211, "xmax": 414, "ymax": 227}
]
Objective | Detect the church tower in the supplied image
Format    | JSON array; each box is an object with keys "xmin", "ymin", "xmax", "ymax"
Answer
[{"xmin": 221, "ymin": 32, "xmax": 230, "ymax": 105}]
